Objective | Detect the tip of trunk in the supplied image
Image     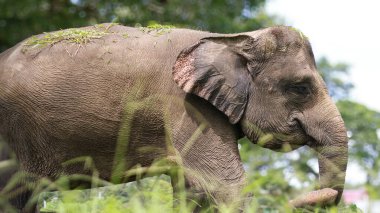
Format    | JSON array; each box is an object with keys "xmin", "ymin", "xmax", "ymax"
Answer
[{"xmin": 290, "ymin": 188, "xmax": 338, "ymax": 208}]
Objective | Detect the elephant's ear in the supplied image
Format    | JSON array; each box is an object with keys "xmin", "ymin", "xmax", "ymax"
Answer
[{"xmin": 172, "ymin": 35, "xmax": 253, "ymax": 124}]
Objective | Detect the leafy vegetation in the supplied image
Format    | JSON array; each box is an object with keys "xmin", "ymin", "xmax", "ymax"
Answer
[{"xmin": 4, "ymin": 171, "xmax": 361, "ymax": 213}]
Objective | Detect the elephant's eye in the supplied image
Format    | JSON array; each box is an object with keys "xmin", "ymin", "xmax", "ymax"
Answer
[{"xmin": 287, "ymin": 84, "xmax": 311, "ymax": 97}]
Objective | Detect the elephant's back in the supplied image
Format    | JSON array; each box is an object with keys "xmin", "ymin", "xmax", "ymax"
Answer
[{"xmin": 3, "ymin": 23, "xmax": 210, "ymax": 98}]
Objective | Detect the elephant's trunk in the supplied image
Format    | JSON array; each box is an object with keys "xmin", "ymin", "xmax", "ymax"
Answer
[
  {"xmin": 301, "ymin": 98, "xmax": 348, "ymax": 204},
  {"xmin": 315, "ymin": 137, "xmax": 348, "ymax": 204}
]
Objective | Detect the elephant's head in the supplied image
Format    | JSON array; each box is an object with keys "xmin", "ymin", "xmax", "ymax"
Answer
[{"xmin": 172, "ymin": 26, "xmax": 348, "ymax": 205}]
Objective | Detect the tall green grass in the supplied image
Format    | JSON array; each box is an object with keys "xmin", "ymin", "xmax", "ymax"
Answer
[{"xmin": 0, "ymin": 144, "xmax": 363, "ymax": 213}]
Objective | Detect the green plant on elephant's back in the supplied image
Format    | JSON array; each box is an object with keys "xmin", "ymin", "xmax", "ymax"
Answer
[{"xmin": 0, "ymin": 23, "xmax": 348, "ymax": 212}]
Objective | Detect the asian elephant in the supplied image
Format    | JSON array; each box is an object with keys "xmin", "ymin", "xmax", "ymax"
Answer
[{"xmin": 0, "ymin": 23, "xmax": 348, "ymax": 212}]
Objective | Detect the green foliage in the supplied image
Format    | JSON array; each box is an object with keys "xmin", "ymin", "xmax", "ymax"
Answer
[{"xmin": 239, "ymin": 138, "xmax": 320, "ymax": 209}]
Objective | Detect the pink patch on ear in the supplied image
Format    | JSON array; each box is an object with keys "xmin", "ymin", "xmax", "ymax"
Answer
[{"xmin": 173, "ymin": 50, "xmax": 196, "ymax": 93}]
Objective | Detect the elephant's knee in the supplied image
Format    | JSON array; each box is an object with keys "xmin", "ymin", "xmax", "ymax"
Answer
[{"xmin": 212, "ymin": 182, "xmax": 245, "ymax": 203}]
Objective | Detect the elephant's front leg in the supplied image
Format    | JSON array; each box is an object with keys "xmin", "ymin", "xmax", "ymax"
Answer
[
  {"xmin": 179, "ymin": 143, "xmax": 248, "ymax": 211},
  {"xmin": 170, "ymin": 97, "xmax": 249, "ymax": 211}
]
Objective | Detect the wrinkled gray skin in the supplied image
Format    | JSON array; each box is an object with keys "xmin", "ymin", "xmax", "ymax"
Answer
[{"xmin": 0, "ymin": 24, "xmax": 347, "ymax": 212}]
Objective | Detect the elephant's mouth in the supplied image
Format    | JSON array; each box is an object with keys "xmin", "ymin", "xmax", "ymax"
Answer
[
  {"xmin": 255, "ymin": 132, "xmax": 307, "ymax": 152},
  {"xmin": 243, "ymin": 117, "xmax": 308, "ymax": 152},
  {"xmin": 262, "ymin": 140, "xmax": 304, "ymax": 152}
]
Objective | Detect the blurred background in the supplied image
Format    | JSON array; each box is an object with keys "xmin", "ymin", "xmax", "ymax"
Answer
[{"xmin": 0, "ymin": 0, "xmax": 379, "ymax": 212}]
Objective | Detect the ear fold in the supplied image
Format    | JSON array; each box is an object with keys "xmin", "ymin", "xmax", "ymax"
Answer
[{"xmin": 172, "ymin": 35, "xmax": 253, "ymax": 124}]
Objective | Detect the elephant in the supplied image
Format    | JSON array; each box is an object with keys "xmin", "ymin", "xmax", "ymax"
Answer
[{"xmin": 0, "ymin": 23, "xmax": 348, "ymax": 212}]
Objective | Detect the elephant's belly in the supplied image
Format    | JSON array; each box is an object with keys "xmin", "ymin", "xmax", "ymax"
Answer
[
  {"xmin": 1, "ymin": 81, "xmax": 171, "ymax": 181},
  {"xmin": 41, "ymin": 105, "xmax": 170, "ymax": 181}
]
